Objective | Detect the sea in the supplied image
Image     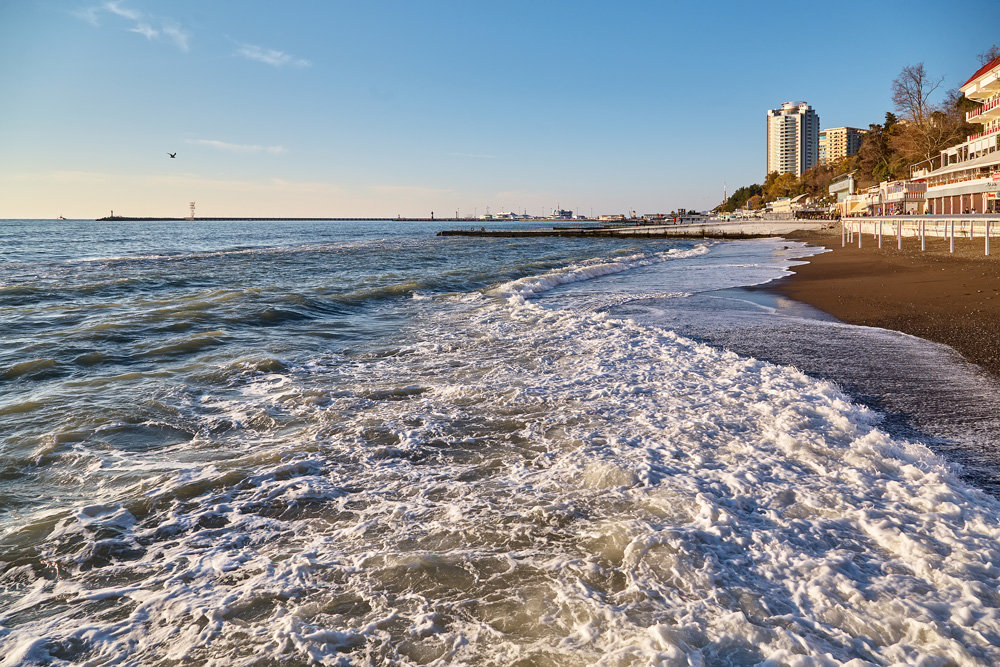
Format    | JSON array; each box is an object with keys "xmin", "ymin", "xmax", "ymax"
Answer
[{"xmin": 2, "ymin": 219, "xmax": 1000, "ymax": 666}]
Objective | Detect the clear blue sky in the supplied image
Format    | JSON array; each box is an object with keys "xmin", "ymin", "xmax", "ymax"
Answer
[{"xmin": 2, "ymin": 0, "xmax": 998, "ymax": 218}]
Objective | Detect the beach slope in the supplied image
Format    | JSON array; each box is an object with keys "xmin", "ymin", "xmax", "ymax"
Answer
[{"xmin": 773, "ymin": 227, "xmax": 1000, "ymax": 377}]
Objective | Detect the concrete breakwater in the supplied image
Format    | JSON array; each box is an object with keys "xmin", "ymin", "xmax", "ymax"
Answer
[{"xmin": 437, "ymin": 220, "xmax": 830, "ymax": 238}]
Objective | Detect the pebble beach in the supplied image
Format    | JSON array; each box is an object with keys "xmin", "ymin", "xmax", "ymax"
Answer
[{"xmin": 776, "ymin": 225, "xmax": 1000, "ymax": 378}]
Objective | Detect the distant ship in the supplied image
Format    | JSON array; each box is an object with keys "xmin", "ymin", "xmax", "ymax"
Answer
[
  {"xmin": 57, "ymin": 216, "xmax": 66, "ymax": 220},
  {"xmin": 551, "ymin": 208, "xmax": 573, "ymax": 220}
]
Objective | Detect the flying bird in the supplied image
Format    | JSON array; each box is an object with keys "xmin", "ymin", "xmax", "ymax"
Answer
[{"xmin": 167, "ymin": 152, "xmax": 177, "ymax": 158}]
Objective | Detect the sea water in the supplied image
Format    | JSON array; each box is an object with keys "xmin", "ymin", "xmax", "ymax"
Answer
[{"xmin": 1, "ymin": 220, "xmax": 999, "ymax": 665}]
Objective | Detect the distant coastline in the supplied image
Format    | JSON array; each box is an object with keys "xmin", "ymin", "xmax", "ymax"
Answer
[
  {"xmin": 94, "ymin": 216, "xmax": 468, "ymax": 222},
  {"xmin": 89, "ymin": 215, "xmax": 713, "ymax": 223}
]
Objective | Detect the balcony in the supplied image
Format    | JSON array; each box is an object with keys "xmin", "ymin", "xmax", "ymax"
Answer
[
  {"xmin": 883, "ymin": 181, "xmax": 927, "ymax": 203},
  {"xmin": 926, "ymin": 171, "xmax": 996, "ymax": 189},
  {"xmin": 968, "ymin": 124, "xmax": 1000, "ymax": 142},
  {"xmin": 967, "ymin": 95, "xmax": 1000, "ymax": 122},
  {"xmin": 886, "ymin": 182, "xmax": 927, "ymax": 194}
]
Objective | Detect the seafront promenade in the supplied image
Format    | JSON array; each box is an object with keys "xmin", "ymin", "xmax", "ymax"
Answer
[
  {"xmin": 847, "ymin": 215, "xmax": 1000, "ymax": 237},
  {"xmin": 844, "ymin": 214, "xmax": 1000, "ymax": 255},
  {"xmin": 438, "ymin": 219, "xmax": 829, "ymax": 238}
]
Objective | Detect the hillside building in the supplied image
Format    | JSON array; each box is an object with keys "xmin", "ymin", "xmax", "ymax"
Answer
[
  {"xmin": 819, "ymin": 127, "xmax": 866, "ymax": 165},
  {"xmin": 766, "ymin": 102, "xmax": 820, "ymax": 177},
  {"xmin": 911, "ymin": 55, "xmax": 1000, "ymax": 213}
]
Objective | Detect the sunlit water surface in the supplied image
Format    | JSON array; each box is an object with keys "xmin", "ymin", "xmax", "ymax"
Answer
[{"xmin": 2, "ymin": 220, "xmax": 999, "ymax": 665}]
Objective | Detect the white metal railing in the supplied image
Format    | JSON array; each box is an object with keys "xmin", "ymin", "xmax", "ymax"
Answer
[
  {"xmin": 967, "ymin": 125, "xmax": 1000, "ymax": 142},
  {"xmin": 967, "ymin": 96, "xmax": 1000, "ymax": 121},
  {"xmin": 841, "ymin": 215, "xmax": 1000, "ymax": 255}
]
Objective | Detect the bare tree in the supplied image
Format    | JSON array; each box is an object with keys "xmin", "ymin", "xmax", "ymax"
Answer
[
  {"xmin": 892, "ymin": 63, "xmax": 943, "ymax": 124},
  {"xmin": 891, "ymin": 109, "xmax": 968, "ymax": 163},
  {"xmin": 978, "ymin": 44, "xmax": 1000, "ymax": 66},
  {"xmin": 890, "ymin": 88, "xmax": 975, "ymax": 165}
]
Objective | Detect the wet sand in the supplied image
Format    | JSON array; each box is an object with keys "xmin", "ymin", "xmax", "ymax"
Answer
[{"xmin": 769, "ymin": 225, "xmax": 1000, "ymax": 378}]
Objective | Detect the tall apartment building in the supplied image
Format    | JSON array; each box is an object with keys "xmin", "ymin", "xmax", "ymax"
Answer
[
  {"xmin": 766, "ymin": 101, "xmax": 820, "ymax": 177},
  {"xmin": 818, "ymin": 127, "xmax": 866, "ymax": 165}
]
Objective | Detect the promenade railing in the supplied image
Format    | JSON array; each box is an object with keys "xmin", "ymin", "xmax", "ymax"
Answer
[{"xmin": 842, "ymin": 215, "xmax": 1000, "ymax": 255}]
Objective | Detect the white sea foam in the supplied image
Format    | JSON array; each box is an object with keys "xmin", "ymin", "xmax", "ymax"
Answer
[
  {"xmin": 2, "ymin": 240, "xmax": 999, "ymax": 665},
  {"xmin": 493, "ymin": 244, "xmax": 711, "ymax": 301}
]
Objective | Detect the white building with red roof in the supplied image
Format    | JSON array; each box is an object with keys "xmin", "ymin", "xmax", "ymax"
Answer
[
  {"xmin": 912, "ymin": 55, "xmax": 1000, "ymax": 214},
  {"xmin": 963, "ymin": 55, "xmax": 1000, "ymax": 141}
]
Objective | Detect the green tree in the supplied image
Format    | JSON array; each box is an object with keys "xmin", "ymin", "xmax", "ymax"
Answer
[
  {"xmin": 720, "ymin": 183, "xmax": 763, "ymax": 212},
  {"xmin": 855, "ymin": 114, "xmax": 907, "ymax": 187}
]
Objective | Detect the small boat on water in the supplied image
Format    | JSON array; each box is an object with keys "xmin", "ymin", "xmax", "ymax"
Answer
[{"xmin": 57, "ymin": 216, "xmax": 66, "ymax": 220}]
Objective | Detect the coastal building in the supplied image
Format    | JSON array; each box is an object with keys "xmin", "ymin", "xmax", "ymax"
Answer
[
  {"xmin": 478, "ymin": 211, "xmax": 520, "ymax": 220},
  {"xmin": 871, "ymin": 180, "xmax": 927, "ymax": 215},
  {"xmin": 911, "ymin": 55, "xmax": 1000, "ymax": 213},
  {"xmin": 818, "ymin": 127, "xmax": 866, "ymax": 165},
  {"xmin": 769, "ymin": 197, "xmax": 793, "ymax": 219},
  {"xmin": 766, "ymin": 102, "xmax": 820, "ymax": 177},
  {"xmin": 829, "ymin": 172, "xmax": 863, "ymax": 217},
  {"xmin": 851, "ymin": 186, "xmax": 881, "ymax": 217},
  {"xmin": 768, "ymin": 193, "xmax": 810, "ymax": 219},
  {"xmin": 837, "ymin": 193, "xmax": 869, "ymax": 218},
  {"xmin": 838, "ymin": 179, "xmax": 926, "ymax": 217}
]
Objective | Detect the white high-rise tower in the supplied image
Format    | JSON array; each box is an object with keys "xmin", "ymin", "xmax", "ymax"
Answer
[{"xmin": 766, "ymin": 102, "xmax": 820, "ymax": 177}]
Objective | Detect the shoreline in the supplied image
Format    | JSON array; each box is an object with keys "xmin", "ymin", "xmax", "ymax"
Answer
[{"xmin": 764, "ymin": 226, "xmax": 1000, "ymax": 379}]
